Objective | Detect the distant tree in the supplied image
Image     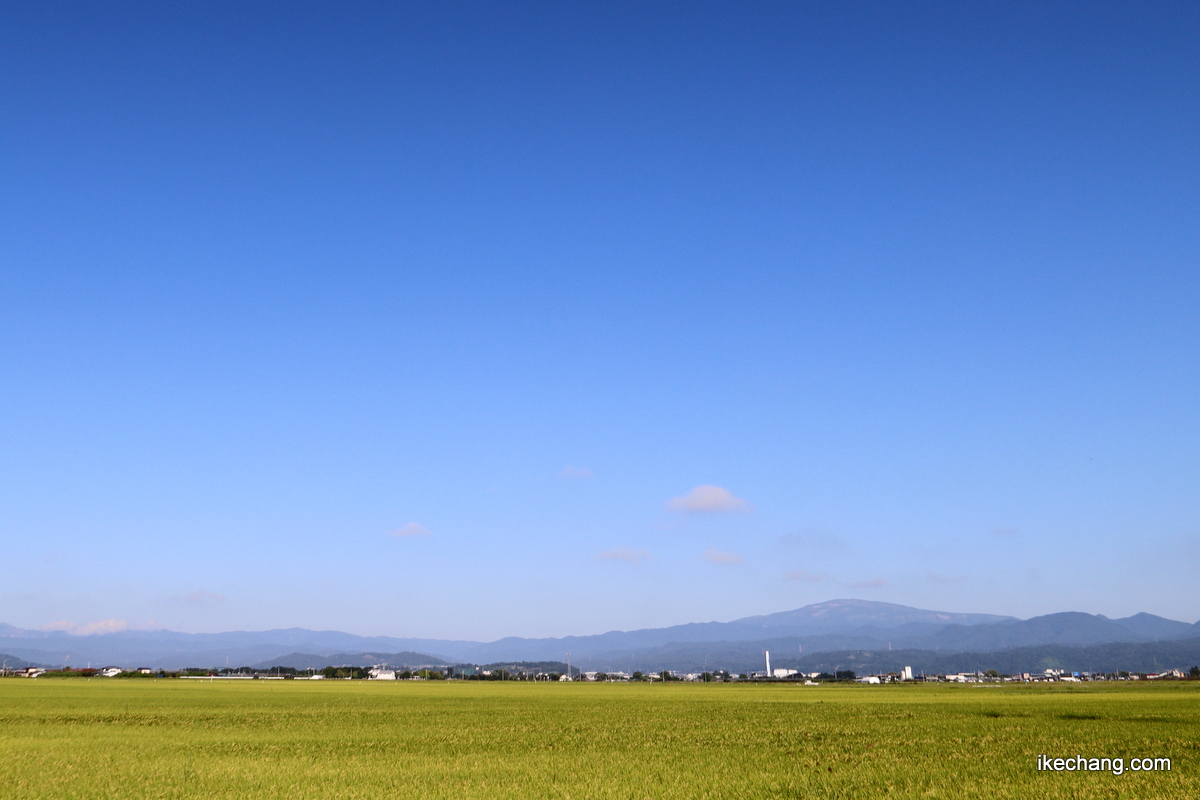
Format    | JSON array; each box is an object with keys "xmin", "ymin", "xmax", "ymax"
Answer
[
  {"xmin": 631, "ymin": 671, "xmax": 643, "ymax": 681},
  {"xmin": 984, "ymin": 669, "xmax": 1000, "ymax": 678},
  {"xmin": 1190, "ymin": 666, "xmax": 1200, "ymax": 679},
  {"xmin": 835, "ymin": 670, "xmax": 856, "ymax": 681}
]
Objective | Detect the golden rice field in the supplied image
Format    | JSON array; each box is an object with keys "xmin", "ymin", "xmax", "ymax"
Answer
[{"xmin": 0, "ymin": 678, "xmax": 1196, "ymax": 799}]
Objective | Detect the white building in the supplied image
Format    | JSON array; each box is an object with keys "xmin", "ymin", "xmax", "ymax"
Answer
[
  {"xmin": 368, "ymin": 667, "xmax": 397, "ymax": 680},
  {"xmin": 772, "ymin": 668, "xmax": 797, "ymax": 678}
]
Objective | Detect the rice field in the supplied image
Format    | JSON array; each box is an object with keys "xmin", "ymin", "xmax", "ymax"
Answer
[{"xmin": 0, "ymin": 678, "xmax": 1195, "ymax": 799}]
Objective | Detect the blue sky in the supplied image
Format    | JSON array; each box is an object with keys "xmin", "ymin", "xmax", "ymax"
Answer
[{"xmin": 2, "ymin": 2, "xmax": 1198, "ymax": 639}]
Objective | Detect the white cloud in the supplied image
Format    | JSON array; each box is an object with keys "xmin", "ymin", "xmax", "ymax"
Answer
[
  {"xmin": 390, "ymin": 522, "xmax": 431, "ymax": 538},
  {"xmin": 783, "ymin": 569, "xmax": 826, "ymax": 582},
  {"xmin": 701, "ymin": 547, "xmax": 743, "ymax": 565},
  {"xmin": 41, "ymin": 619, "xmax": 130, "ymax": 636},
  {"xmin": 667, "ymin": 485, "xmax": 749, "ymax": 514},
  {"xmin": 593, "ymin": 548, "xmax": 652, "ymax": 564},
  {"xmin": 560, "ymin": 466, "xmax": 595, "ymax": 479},
  {"xmin": 75, "ymin": 619, "xmax": 129, "ymax": 635},
  {"xmin": 40, "ymin": 620, "xmax": 75, "ymax": 632}
]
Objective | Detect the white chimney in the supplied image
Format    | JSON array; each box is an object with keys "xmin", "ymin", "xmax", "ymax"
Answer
[{"xmin": 765, "ymin": 651, "xmax": 771, "ymax": 677}]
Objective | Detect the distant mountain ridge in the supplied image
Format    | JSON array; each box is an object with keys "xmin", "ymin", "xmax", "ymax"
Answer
[
  {"xmin": 2, "ymin": 600, "xmax": 1196, "ymax": 670},
  {"xmin": 0, "ymin": 653, "xmax": 34, "ymax": 670}
]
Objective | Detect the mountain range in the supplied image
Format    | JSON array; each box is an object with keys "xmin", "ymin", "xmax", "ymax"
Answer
[{"xmin": 2, "ymin": 599, "xmax": 1197, "ymax": 672}]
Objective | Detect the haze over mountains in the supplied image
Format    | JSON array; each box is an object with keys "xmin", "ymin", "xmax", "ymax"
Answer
[{"xmin": 3, "ymin": 600, "xmax": 1198, "ymax": 672}]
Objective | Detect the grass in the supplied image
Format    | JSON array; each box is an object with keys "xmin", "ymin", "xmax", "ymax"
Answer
[{"xmin": 0, "ymin": 678, "xmax": 1196, "ymax": 799}]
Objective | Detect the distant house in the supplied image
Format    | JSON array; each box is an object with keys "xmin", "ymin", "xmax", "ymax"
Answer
[
  {"xmin": 137, "ymin": 668, "xmax": 152, "ymax": 674},
  {"xmin": 99, "ymin": 667, "xmax": 123, "ymax": 677},
  {"xmin": 368, "ymin": 667, "xmax": 396, "ymax": 680}
]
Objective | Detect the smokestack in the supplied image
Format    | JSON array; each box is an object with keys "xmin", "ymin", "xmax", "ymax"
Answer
[{"xmin": 765, "ymin": 651, "xmax": 771, "ymax": 677}]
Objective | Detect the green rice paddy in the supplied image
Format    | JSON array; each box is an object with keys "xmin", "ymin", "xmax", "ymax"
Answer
[{"xmin": 1, "ymin": 678, "xmax": 1195, "ymax": 798}]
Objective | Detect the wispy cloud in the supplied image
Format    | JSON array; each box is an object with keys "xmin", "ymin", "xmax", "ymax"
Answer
[
  {"xmin": 667, "ymin": 485, "xmax": 749, "ymax": 514},
  {"xmin": 185, "ymin": 590, "xmax": 226, "ymax": 604},
  {"xmin": 77, "ymin": 619, "xmax": 130, "ymax": 635},
  {"xmin": 390, "ymin": 522, "xmax": 431, "ymax": 538},
  {"xmin": 593, "ymin": 547, "xmax": 652, "ymax": 564},
  {"xmin": 41, "ymin": 619, "xmax": 130, "ymax": 636},
  {"xmin": 40, "ymin": 620, "xmax": 75, "ymax": 632},
  {"xmin": 849, "ymin": 577, "xmax": 887, "ymax": 589},
  {"xmin": 783, "ymin": 569, "xmax": 826, "ymax": 582},
  {"xmin": 560, "ymin": 466, "xmax": 595, "ymax": 479},
  {"xmin": 701, "ymin": 547, "xmax": 743, "ymax": 565}
]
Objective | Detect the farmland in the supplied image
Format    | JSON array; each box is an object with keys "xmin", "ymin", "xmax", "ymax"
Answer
[{"xmin": 0, "ymin": 679, "xmax": 1195, "ymax": 799}]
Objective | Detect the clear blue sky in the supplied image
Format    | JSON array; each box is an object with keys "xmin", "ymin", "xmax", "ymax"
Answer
[{"xmin": 2, "ymin": 1, "xmax": 1198, "ymax": 639}]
